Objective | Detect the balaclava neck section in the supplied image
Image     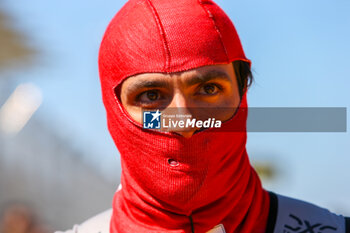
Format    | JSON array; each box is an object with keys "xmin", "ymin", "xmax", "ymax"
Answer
[
  {"xmin": 98, "ymin": 0, "xmax": 270, "ymax": 232},
  {"xmin": 107, "ymin": 94, "xmax": 269, "ymax": 233}
]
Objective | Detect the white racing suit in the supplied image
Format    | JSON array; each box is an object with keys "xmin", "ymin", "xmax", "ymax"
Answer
[{"xmin": 56, "ymin": 192, "xmax": 350, "ymax": 233}]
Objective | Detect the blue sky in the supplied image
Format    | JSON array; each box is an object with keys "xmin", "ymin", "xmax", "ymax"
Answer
[{"xmin": 2, "ymin": 0, "xmax": 350, "ymax": 213}]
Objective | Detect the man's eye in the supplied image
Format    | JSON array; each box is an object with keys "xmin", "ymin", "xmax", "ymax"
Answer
[
  {"xmin": 199, "ymin": 84, "xmax": 221, "ymax": 95},
  {"xmin": 138, "ymin": 90, "xmax": 160, "ymax": 103}
]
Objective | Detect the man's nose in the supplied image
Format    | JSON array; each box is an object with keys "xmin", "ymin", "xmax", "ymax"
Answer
[
  {"xmin": 166, "ymin": 92, "xmax": 197, "ymax": 138},
  {"xmin": 168, "ymin": 92, "xmax": 188, "ymax": 109}
]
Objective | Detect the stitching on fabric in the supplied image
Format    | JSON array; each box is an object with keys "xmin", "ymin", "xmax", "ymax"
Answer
[
  {"xmin": 197, "ymin": 0, "xmax": 230, "ymax": 62},
  {"xmin": 145, "ymin": 0, "xmax": 171, "ymax": 70}
]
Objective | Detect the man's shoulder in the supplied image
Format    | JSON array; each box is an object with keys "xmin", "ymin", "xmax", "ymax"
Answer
[
  {"xmin": 267, "ymin": 192, "xmax": 350, "ymax": 233},
  {"xmin": 54, "ymin": 193, "xmax": 350, "ymax": 233},
  {"xmin": 55, "ymin": 209, "xmax": 112, "ymax": 233}
]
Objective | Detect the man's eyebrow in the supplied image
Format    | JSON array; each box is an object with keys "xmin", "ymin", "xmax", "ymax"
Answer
[
  {"xmin": 185, "ymin": 70, "xmax": 231, "ymax": 86},
  {"xmin": 126, "ymin": 80, "xmax": 171, "ymax": 93},
  {"xmin": 126, "ymin": 70, "xmax": 230, "ymax": 93}
]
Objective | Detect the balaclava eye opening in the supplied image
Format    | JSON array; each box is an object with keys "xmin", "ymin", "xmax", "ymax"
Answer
[{"xmin": 98, "ymin": 0, "xmax": 270, "ymax": 232}]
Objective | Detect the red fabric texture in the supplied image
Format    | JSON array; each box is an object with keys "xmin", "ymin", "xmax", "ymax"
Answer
[{"xmin": 98, "ymin": 0, "xmax": 270, "ymax": 232}]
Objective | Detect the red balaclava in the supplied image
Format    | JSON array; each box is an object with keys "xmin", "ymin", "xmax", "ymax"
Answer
[{"xmin": 98, "ymin": 0, "xmax": 270, "ymax": 232}]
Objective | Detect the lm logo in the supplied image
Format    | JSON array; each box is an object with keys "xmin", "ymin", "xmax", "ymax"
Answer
[
  {"xmin": 284, "ymin": 214, "xmax": 337, "ymax": 233},
  {"xmin": 143, "ymin": 110, "xmax": 161, "ymax": 129}
]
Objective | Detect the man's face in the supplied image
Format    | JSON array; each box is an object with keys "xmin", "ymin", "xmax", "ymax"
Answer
[{"xmin": 120, "ymin": 63, "xmax": 240, "ymax": 138}]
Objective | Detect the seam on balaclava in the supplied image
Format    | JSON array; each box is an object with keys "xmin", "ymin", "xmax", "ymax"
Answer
[
  {"xmin": 197, "ymin": 0, "xmax": 230, "ymax": 62},
  {"xmin": 145, "ymin": 0, "xmax": 171, "ymax": 70}
]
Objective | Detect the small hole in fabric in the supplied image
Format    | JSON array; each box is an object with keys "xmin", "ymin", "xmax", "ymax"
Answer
[{"xmin": 168, "ymin": 159, "xmax": 179, "ymax": 167}]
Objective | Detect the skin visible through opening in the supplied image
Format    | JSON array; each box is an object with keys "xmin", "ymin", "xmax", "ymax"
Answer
[{"xmin": 119, "ymin": 63, "xmax": 240, "ymax": 138}]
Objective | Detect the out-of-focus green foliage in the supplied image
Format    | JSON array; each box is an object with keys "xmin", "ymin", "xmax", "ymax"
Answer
[
  {"xmin": 253, "ymin": 162, "xmax": 276, "ymax": 180},
  {"xmin": 0, "ymin": 11, "xmax": 36, "ymax": 70}
]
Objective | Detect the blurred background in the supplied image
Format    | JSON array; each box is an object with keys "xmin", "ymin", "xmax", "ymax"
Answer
[{"xmin": 0, "ymin": 0, "xmax": 349, "ymax": 232}]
